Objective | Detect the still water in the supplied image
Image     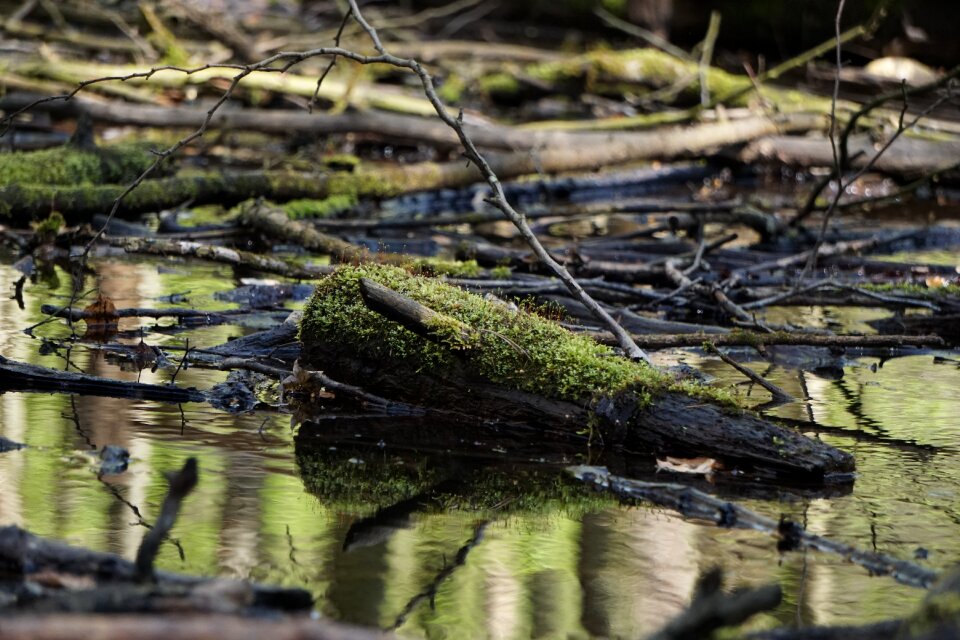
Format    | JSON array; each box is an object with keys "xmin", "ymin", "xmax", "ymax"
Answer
[{"xmin": 0, "ymin": 252, "xmax": 958, "ymax": 637}]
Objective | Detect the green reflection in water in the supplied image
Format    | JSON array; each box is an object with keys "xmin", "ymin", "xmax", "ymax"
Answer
[{"xmin": 0, "ymin": 253, "xmax": 958, "ymax": 637}]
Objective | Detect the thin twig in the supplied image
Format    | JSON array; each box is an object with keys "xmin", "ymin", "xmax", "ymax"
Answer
[{"xmin": 345, "ymin": 0, "xmax": 651, "ymax": 364}]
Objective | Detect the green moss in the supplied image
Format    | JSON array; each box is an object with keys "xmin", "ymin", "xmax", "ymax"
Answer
[
  {"xmin": 490, "ymin": 265, "xmax": 513, "ymax": 279},
  {"xmin": 30, "ymin": 211, "xmax": 65, "ymax": 237},
  {"xmin": 861, "ymin": 282, "xmax": 960, "ymax": 299},
  {"xmin": 321, "ymin": 154, "xmax": 361, "ymax": 171},
  {"xmin": 904, "ymin": 590, "xmax": 960, "ymax": 636},
  {"xmin": 479, "ymin": 72, "xmax": 522, "ymax": 97},
  {"xmin": 280, "ymin": 195, "xmax": 358, "ymax": 219},
  {"xmin": 0, "ymin": 142, "xmax": 157, "ymax": 186},
  {"xmin": 300, "ymin": 264, "xmax": 735, "ymax": 411},
  {"xmin": 408, "ymin": 258, "xmax": 483, "ymax": 278},
  {"xmin": 437, "ymin": 73, "xmax": 467, "ymax": 104}
]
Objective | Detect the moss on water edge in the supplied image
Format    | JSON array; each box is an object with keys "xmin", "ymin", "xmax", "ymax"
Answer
[{"xmin": 299, "ymin": 264, "xmax": 739, "ymax": 410}]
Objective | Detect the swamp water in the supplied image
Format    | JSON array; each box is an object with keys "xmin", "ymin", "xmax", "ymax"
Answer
[{"xmin": 0, "ymin": 251, "xmax": 959, "ymax": 638}]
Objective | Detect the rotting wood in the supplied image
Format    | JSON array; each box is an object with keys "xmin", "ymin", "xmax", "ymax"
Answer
[{"xmin": 300, "ymin": 266, "xmax": 855, "ymax": 480}]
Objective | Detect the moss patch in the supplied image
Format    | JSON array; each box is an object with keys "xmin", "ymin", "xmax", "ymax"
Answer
[
  {"xmin": 280, "ymin": 195, "xmax": 358, "ymax": 219},
  {"xmin": 300, "ymin": 264, "xmax": 735, "ymax": 410},
  {"xmin": 0, "ymin": 142, "xmax": 159, "ymax": 186}
]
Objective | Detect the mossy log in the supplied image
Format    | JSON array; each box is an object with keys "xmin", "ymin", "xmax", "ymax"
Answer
[
  {"xmin": 0, "ymin": 112, "xmax": 819, "ymax": 226},
  {"xmin": 299, "ymin": 265, "xmax": 855, "ymax": 481},
  {"xmin": 0, "ymin": 142, "xmax": 159, "ymax": 186}
]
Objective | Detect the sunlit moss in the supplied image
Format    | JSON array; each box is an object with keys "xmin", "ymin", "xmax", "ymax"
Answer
[
  {"xmin": 479, "ymin": 72, "xmax": 522, "ymax": 98},
  {"xmin": 30, "ymin": 211, "xmax": 66, "ymax": 237},
  {"xmin": 861, "ymin": 282, "xmax": 960, "ymax": 299},
  {"xmin": 0, "ymin": 142, "xmax": 157, "ymax": 186},
  {"xmin": 407, "ymin": 258, "xmax": 483, "ymax": 278},
  {"xmin": 280, "ymin": 195, "xmax": 358, "ymax": 219},
  {"xmin": 438, "ymin": 73, "xmax": 467, "ymax": 104},
  {"xmin": 299, "ymin": 264, "xmax": 737, "ymax": 410}
]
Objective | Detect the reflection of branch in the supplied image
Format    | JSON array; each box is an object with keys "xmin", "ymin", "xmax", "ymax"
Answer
[
  {"xmin": 569, "ymin": 466, "xmax": 938, "ymax": 589},
  {"xmin": 135, "ymin": 458, "xmax": 198, "ymax": 582},
  {"xmin": 649, "ymin": 566, "xmax": 781, "ymax": 640},
  {"xmin": 389, "ymin": 522, "xmax": 488, "ymax": 631}
]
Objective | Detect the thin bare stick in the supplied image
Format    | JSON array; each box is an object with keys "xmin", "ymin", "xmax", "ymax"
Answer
[
  {"xmin": 344, "ymin": 0, "xmax": 651, "ymax": 364},
  {"xmin": 702, "ymin": 343, "xmax": 793, "ymax": 403}
]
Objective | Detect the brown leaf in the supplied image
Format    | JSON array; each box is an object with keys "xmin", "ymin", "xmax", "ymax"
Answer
[
  {"xmin": 656, "ymin": 456, "xmax": 722, "ymax": 476},
  {"xmin": 82, "ymin": 293, "xmax": 119, "ymax": 339}
]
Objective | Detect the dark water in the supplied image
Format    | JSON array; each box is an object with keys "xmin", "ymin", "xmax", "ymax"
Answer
[{"xmin": 0, "ymin": 252, "xmax": 958, "ymax": 637}]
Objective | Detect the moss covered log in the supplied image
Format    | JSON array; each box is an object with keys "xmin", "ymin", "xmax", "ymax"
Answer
[
  {"xmin": 0, "ymin": 142, "xmax": 159, "ymax": 186},
  {"xmin": 299, "ymin": 265, "xmax": 855, "ymax": 480},
  {"xmin": 480, "ymin": 47, "xmax": 834, "ymax": 114}
]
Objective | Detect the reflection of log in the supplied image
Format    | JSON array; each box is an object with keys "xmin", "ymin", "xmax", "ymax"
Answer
[
  {"xmin": 0, "ymin": 526, "xmax": 312, "ymax": 612},
  {"xmin": 0, "ymin": 613, "xmax": 386, "ymax": 640},
  {"xmin": 0, "ymin": 355, "xmax": 204, "ymax": 403},
  {"xmin": 301, "ymin": 267, "xmax": 854, "ymax": 481}
]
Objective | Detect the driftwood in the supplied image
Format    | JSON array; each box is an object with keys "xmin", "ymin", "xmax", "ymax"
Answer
[
  {"xmin": 300, "ymin": 267, "xmax": 854, "ymax": 481},
  {"xmin": 0, "ymin": 355, "xmax": 204, "ymax": 403},
  {"xmin": 40, "ymin": 304, "xmax": 285, "ymax": 324},
  {"xmin": 135, "ymin": 459, "xmax": 198, "ymax": 582},
  {"xmin": 594, "ymin": 331, "xmax": 945, "ymax": 349}
]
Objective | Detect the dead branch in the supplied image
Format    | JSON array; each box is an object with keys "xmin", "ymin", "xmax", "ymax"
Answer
[
  {"xmin": 0, "ymin": 354, "xmax": 204, "ymax": 403},
  {"xmin": 118, "ymin": 238, "xmax": 332, "ymax": 280}
]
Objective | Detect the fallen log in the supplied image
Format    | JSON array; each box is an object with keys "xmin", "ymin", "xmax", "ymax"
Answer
[
  {"xmin": 298, "ymin": 265, "xmax": 855, "ymax": 481},
  {"xmin": 0, "ymin": 355, "xmax": 204, "ymax": 403}
]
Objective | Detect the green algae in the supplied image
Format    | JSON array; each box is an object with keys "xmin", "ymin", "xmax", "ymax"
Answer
[{"xmin": 300, "ymin": 264, "xmax": 736, "ymax": 411}]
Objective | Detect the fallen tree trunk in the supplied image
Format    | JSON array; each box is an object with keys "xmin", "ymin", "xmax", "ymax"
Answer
[
  {"xmin": 299, "ymin": 265, "xmax": 855, "ymax": 481},
  {"xmin": 0, "ymin": 355, "xmax": 204, "ymax": 403},
  {"xmin": 739, "ymin": 133, "xmax": 960, "ymax": 177}
]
